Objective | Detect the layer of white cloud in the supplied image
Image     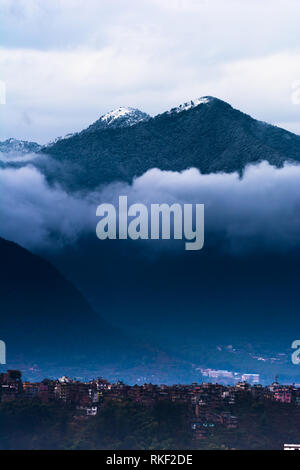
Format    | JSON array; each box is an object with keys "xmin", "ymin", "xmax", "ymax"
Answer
[{"xmin": 1, "ymin": 161, "xmax": 300, "ymax": 254}]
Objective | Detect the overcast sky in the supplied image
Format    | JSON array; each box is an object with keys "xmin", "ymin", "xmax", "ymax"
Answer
[{"xmin": 1, "ymin": 0, "xmax": 300, "ymax": 143}]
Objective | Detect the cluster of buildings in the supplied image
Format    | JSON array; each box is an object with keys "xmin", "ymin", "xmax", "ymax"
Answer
[
  {"xmin": 0, "ymin": 370, "xmax": 299, "ymax": 439},
  {"xmin": 198, "ymin": 368, "xmax": 260, "ymax": 385}
]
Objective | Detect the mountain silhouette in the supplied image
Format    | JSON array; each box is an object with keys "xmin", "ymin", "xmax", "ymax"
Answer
[
  {"xmin": 0, "ymin": 236, "xmax": 184, "ymax": 381},
  {"xmin": 41, "ymin": 96, "xmax": 300, "ymax": 191}
]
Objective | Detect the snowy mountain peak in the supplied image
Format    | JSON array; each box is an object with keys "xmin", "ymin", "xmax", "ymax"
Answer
[
  {"xmin": 0, "ymin": 138, "xmax": 42, "ymax": 155},
  {"xmin": 83, "ymin": 107, "xmax": 151, "ymax": 134},
  {"xmin": 168, "ymin": 96, "xmax": 216, "ymax": 114},
  {"xmin": 101, "ymin": 107, "xmax": 139, "ymax": 124}
]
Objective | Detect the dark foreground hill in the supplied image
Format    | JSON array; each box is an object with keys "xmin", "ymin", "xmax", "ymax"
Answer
[
  {"xmin": 0, "ymin": 237, "xmax": 190, "ymax": 382},
  {"xmin": 41, "ymin": 96, "xmax": 300, "ymax": 191}
]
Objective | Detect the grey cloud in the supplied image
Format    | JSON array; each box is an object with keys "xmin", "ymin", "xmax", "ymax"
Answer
[
  {"xmin": 1, "ymin": 161, "xmax": 300, "ymax": 254},
  {"xmin": 0, "ymin": 152, "xmax": 39, "ymax": 163},
  {"xmin": 0, "ymin": 164, "xmax": 95, "ymax": 249}
]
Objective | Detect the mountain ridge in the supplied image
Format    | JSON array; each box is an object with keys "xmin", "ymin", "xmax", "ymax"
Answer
[
  {"xmin": 0, "ymin": 138, "xmax": 42, "ymax": 155},
  {"xmin": 2, "ymin": 96, "xmax": 300, "ymax": 191},
  {"xmin": 38, "ymin": 96, "xmax": 300, "ymax": 191}
]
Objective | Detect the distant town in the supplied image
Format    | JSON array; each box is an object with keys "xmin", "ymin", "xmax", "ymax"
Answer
[{"xmin": 1, "ymin": 369, "xmax": 300, "ymax": 443}]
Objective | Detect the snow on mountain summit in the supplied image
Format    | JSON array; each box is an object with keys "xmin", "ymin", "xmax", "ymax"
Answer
[
  {"xmin": 0, "ymin": 138, "xmax": 41, "ymax": 155},
  {"xmin": 168, "ymin": 96, "xmax": 215, "ymax": 115},
  {"xmin": 42, "ymin": 99, "xmax": 217, "ymax": 147},
  {"xmin": 83, "ymin": 107, "xmax": 151, "ymax": 134},
  {"xmin": 101, "ymin": 107, "xmax": 141, "ymax": 123}
]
